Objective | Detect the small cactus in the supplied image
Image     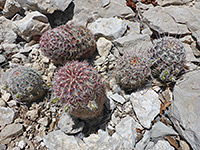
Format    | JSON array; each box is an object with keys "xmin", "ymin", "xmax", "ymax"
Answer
[
  {"xmin": 39, "ymin": 22, "xmax": 96, "ymax": 64},
  {"xmin": 52, "ymin": 61, "xmax": 106, "ymax": 119},
  {"xmin": 115, "ymin": 50, "xmax": 151, "ymax": 90},
  {"xmin": 150, "ymin": 37, "xmax": 186, "ymax": 82},
  {"xmin": 1, "ymin": 66, "xmax": 46, "ymax": 102}
]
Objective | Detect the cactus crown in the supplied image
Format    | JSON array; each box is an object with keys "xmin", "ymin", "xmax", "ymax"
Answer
[
  {"xmin": 115, "ymin": 50, "xmax": 151, "ymax": 90},
  {"xmin": 2, "ymin": 66, "xmax": 46, "ymax": 102},
  {"xmin": 150, "ymin": 36, "xmax": 186, "ymax": 82},
  {"xmin": 39, "ymin": 22, "xmax": 96, "ymax": 64},
  {"xmin": 52, "ymin": 61, "xmax": 106, "ymax": 119}
]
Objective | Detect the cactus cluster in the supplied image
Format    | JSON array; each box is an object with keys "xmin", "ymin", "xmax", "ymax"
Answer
[
  {"xmin": 150, "ymin": 37, "xmax": 186, "ymax": 82},
  {"xmin": 39, "ymin": 22, "xmax": 96, "ymax": 64},
  {"xmin": 115, "ymin": 50, "xmax": 151, "ymax": 90},
  {"xmin": 2, "ymin": 66, "xmax": 46, "ymax": 102},
  {"xmin": 52, "ymin": 61, "xmax": 106, "ymax": 119}
]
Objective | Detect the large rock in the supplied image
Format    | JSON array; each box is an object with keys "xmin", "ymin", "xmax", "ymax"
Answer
[
  {"xmin": 0, "ymin": 16, "xmax": 17, "ymax": 43},
  {"xmin": 0, "ymin": 124, "xmax": 23, "ymax": 142},
  {"xmin": 142, "ymin": 6, "xmax": 190, "ymax": 35},
  {"xmin": 130, "ymin": 89, "xmax": 161, "ymax": 128},
  {"xmin": 13, "ymin": 11, "xmax": 50, "ymax": 41},
  {"xmin": 17, "ymin": 0, "xmax": 72, "ymax": 14},
  {"xmin": 88, "ymin": 17, "xmax": 127, "ymax": 40},
  {"xmin": 164, "ymin": 6, "xmax": 200, "ymax": 47},
  {"xmin": 43, "ymin": 130, "xmax": 86, "ymax": 150},
  {"xmin": 0, "ymin": 107, "xmax": 15, "ymax": 126},
  {"xmin": 112, "ymin": 116, "xmax": 141, "ymax": 149},
  {"xmin": 170, "ymin": 70, "xmax": 200, "ymax": 150}
]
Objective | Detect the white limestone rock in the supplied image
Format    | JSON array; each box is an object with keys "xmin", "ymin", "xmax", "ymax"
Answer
[
  {"xmin": 97, "ymin": 37, "xmax": 112, "ymax": 57},
  {"xmin": 88, "ymin": 17, "xmax": 127, "ymax": 40},
  {"xmin": 130, "ymin": 89, "xmax": 161, "ymax": 128},
  {"xmin": 0, "ymin": 107, "xmax": 15, "ymax": 126},
  {"xmin": 170, "ymin": 70, "xmax": 200, "ymax": 150},
  {"xmin": 13, "ymin": 11, "xmax": 50, "ymax": 41},
  {"xmin": 146, "ymin": 140, "xmax": 175, "ymax": 150}
]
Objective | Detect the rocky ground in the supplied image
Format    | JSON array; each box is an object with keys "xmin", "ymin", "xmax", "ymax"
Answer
[{"xmin": 0, "ymin": 0, "xmax": 200, "ymax": 150}]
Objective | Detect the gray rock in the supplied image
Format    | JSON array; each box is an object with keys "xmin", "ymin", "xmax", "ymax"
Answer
[
  {"xmin": 142, "ymin": 6, "xmax": 190, "ymax": 35},
  {"xmin": 0, "ymin": 98, "xmax": 6, "ymax": 107},
  {"xmin": 58, "ymin": 113, "xmax": 85, "ymax": 134},
  {"xmin": 88, "ymin": 17, "xmax": 127, "ymax": 40},
  {"xmin": 170, "ymin": 70, "xmax": 200, "ymax": 150},
  {"xmin": 3, "ymin": 0, "xmax": 21, "ymax": 18},
  {"xmin": 84, "ymin": 130, "xmax": 123, "ymax": 150},
  {"xmin": 43, "ymin": 130, "xmax": 86, "ymax": 150},
  {"xmin": 151, "ymin": 122, "xmax": 178, "ymax": 138},
  {"xmin": 109, "ymin": 93, "xmax": 126, "ymax": 104},
  {"xmin": 37, "ymin": 117, "xmax": 49, "ymax": 127},
  {"xmin": 130, "ymin": 89, "xmax": 161, "ymax": 128},
  {"xmin": 7, "ymin": 100, "xmax": 17, "ymax": 107},
  {"xmin": 2, "ymin": 43, "xmax": 19, "ymax": 54},
  {"xmin": 25, "ymin": 109, "xmax": 38, "ymax": 121},
  {"xmin": 0, "ymin": 55, "xmax": 6, "ymax": 64},
  {"xmin": 17, "ymin": 0, "xmax": 72, "ymax": 13},
  {"xmin": 13, "ymin": 11, "xmax": 50, "ymax": 41},
  {"xmin": 0, "ymin": 16, "xmax": 17, "ymax": 43},
  {"xmin": 113, "ymin": 116, "xmax": 141, "ymax": 149},
  {"xmin": 101, "ymin": 0, "xmax": 110, "ymax": 7},
  {"xmin": 146, "ymin": 140, "xmax": 175, "ymax": 150},
  {"xmin": 135, "ymin": 131, "xmax": 151, "ymax": 150},
  {"xmin": 0, "ymin": 107, "xmax": 15, "ymax": 126},
  {"xmin": 0, "ymin": 124, "xmax": 23, "ymax": 142},
  {"xmin": 0, "ymin": 144, "xmax": 6, "ymax": 150},
  {"xmin": 157, "ymin": 0, "xmax": 192, "ymax": 6},
  {"xmin": 96, "ymin": 37, "xmax": 112, "ymax": 57}
]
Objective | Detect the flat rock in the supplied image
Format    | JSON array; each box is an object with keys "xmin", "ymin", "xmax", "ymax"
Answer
[
  {"xmin": 88, "ymin": 17, "xmax": 127, "ymax": 40},
  {"xmin": 17, "ymin": 0, "xmax": 72, "ymax": 14},
  {"xmin": 0, "ymin": 124, "xmax": 23, "ymax": 142},
  {"xmin": 0, "ymin": 107, "xmax": 15, "ymax": 126},
  {"xmin": 58, "ymin": 113, "xmax": 85, "ymax": 134},
  {"xmin": 43, "ymin": 130, "xmax": 86, "ymax": 150},
  {"xmin": 142, "ymin": 6, "xmax": 190, "ymax": 35},
  {"xmin": 146, "ymin": 140, "xmax": 175, "ymax": 150},
  {"xmin": 13, "ymin": 11, "xmax": 50, "ymax": 41},
  {"xmin": 108, "ymin": 93, "xmax": 126, "ymax": 104},
  {"xmin": 130, "ymin": 89, "xmax": 161, "ymax": 128},
  {"xmin": 170, "ymin": 70, "xmax": 200, "ymax": 150},
  {"xmin": 0, "ymin": 16, "xmax": 17, "ymax": 43},
  {"xmin": 151, "ymin": 121, "xmax": 178, "ymax": 138},
  {"xmin": 112, "ymin": 116, "xmax": 141, "ymax": 149}
]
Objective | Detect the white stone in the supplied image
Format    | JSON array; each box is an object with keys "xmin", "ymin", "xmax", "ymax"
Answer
[
  {"xmin": 0, "ymin": 107, "xmax": 15, "ymax": 126},
  {"xmin": 25, "ymin": 109, "xmax": 38, "ymax": 121},
  {"xmin": 97, "ymin": 37, "xmax": 112, "ymax": 57},
  {"xmin": 0, "ymin": 55, "xmax": 6, "ymax": 64},
  {"xmin": 157, "ymin": 0, "xmax": 192, "ymax": 6},
  {"xmin": 7, "ymin": 100, "xmax": 17, "ymax": 107},
  {"xmin": 112, "ymin": 116, "xmax": 141, "ymax": 149},
  {"xmin": 142, "ymin": 6, "xmax": 190, "ymax": 35},
  {"xmin": 130, "ymin": 89, "xmax": 161, "ymax": 128},
  {"xmin": 88, "ymin": 17, "xmax": 127, "ymax": 40},
  {"xmin": 135, "ymin": 131, "xmax": 151, "ymax": 150},
  {"xmin": 170, "ymin": 70, "xmax": 200, "ymax": 150},
  {"xmin": 146, "ymin": 140, "xmax": 175, "ymax": 150},
  {"xmin": 43, "ymin": 130, "xmax": 86, "ymax": 150},
  {"xmin": 0, "ymin": 98, "xmax": 6, "ymax": 107},
  {"xmin": 17, "ymin": 140, "xmax": 26, "ymax": 149},
  {"xmin": 58, "ymin": 113, "xmax": 84, "ymax": 134},
  {"xmin": 37, "ymin": 117, "xmax": 49, "ymax": 127},
  {"xmin": 0, "ymin": 16, "xmax": 17, "ymax": 43},
  {"xmin": 17, "ymin": 0, "xmax": 72, "ymax": 13},
  {"xmin": 151, "ymin": 122, "xmax": 178, "ymax": 138},
  {"xmin": 109, "ymin": 93, "xmax": 126, "ymax": 104},
  {"xmin": 13, "ymin": 11, "xmax": 50, "ymax": 41},
  {"xmin": 2, "ymin": 43, "xmax": 19, "ymax": 54}
]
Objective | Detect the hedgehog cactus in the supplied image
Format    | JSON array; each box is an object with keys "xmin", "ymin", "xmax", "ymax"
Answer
[
  {"xmin": 1, "ymin": 66, "xmax": 46, "ymax": 102},
  {"xmin": 150, "ymin": 37, "xmax": 186, "ymax": 82},
  {"xmin": 115, "ymin": 50, "xmax": 151, "ymax": 90},
  {"xmin": 39, "ymin": 22, "xmax": 96, "ymax": 64},
  {"xmin": 52, "ymin": 61, "xmax": 106, "ymax": 119}
]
